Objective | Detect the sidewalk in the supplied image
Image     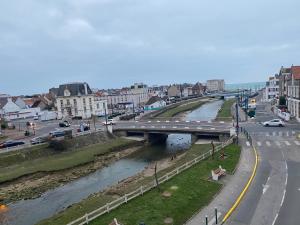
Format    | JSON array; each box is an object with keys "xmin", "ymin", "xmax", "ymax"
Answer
[{"xmin": 185, "ymin": 135, "xmax": 255, "ymax": 225}]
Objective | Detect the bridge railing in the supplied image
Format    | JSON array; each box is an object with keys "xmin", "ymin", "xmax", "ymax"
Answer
[{"xmin": 66, "ymin": 137, "xmax": 234, "ymax": 225}]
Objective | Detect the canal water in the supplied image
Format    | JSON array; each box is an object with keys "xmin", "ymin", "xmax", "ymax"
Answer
[{"xmin": 2, "ymin": 100, "xmax": 223, "ymax": 225}]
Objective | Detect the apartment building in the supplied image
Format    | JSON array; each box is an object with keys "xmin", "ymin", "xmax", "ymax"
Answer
[
  {"xmin": 265, "ymin": 75, "xmax": 279, "ymax": 101},
  {"xmin": 287, "ymin": 66, "xmax": 300, "ymax": 121},
  {"xmin": 206, "ymin": 79, "xmax": 225, "ymax": 92}
]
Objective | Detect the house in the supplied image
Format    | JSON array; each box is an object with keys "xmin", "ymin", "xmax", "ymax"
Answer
[
  {"xmin": 55, "ymin": 82, "xmax": 108, "ymax": 119},
  {"xmin": 265, "ymin": 75, "xmax": 279, "ymax": 101},
  {"xmin": 287, "ymin": 66, "xmax": 300, "ymax": 121},
  {"xmin": 206, "ymin": 79, "xmax": 225, "ymax": 92},
  {"xmin": 278, "ymin": 66, "xmax": 291, "ymax": 97},
  {"xmin": 192, "ymin": 82, "xmax": 206, "ymax": 96},
  {"xmin": 168, "ymin": 85, "xmax": 181, "ymax": 98},
  {"xmin": 144, "ymin": 96, "xmax": 166, "ymax": 111}
]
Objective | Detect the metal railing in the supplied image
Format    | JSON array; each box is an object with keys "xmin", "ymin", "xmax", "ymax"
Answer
[{"xmin": 66, "ymin": 137, "xmax": 234, "ymax": 225}]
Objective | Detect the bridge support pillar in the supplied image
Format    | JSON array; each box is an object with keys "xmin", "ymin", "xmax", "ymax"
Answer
[{"xmin": 191, "ymin": 134, "xmax": 198, "ymax": 144}]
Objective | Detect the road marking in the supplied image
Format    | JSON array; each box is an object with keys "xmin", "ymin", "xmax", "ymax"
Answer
[
  {"xmin": 172, "ymin": 126, "xmax": 177, "ymax": 129},
  {"xmin": 141, "ymin": 126, "xmax": 145, "ymax": 128},
  {"xmin": 266, "ymin": 132, "xmax": 270, "ymax": 136},
  {"xmin": 266, "ymin": 141, "xmax": 271, "ymax": 147},
  {"xmin": 278, "ymin": 131, "xmax": 282, "ymax": 136},
  {"xmin": 298, "ymin": 188, "xmax": 300, "ymax": 191},
  {"xmin": 148, "ymin": 121, "xmax": 151, "ymax": 123},
  {"xmin": 197, "ymin": 121, "xmax": 200, "ymax": 123},
  {"xmin": 197, "ymin": 127, "xmax": 202, "ymax": 130},
  {"xmin": 219, "ymin": 121, "xmax": 225, "ymax": 123},
  {"xmin": 246, "ymin": 141, "xmax": 250, "ymax": 146},
  {"xmin": 175, "ymin": 120, "xmax": 179, "ymax": 123},
  {"xmin": 161, "ymin": 126, "xmax": 166, "ymax": 128},
  {"xmin": 292, "ymin": 131, "xmax": 295, "ymax": 135},
  {"xmin": 280, "ymin": 189, "xmax": 286, "ymax": 207},
  {"xmin": 156, "ymin": 120, "xmax": 160, "ymax": 123},
  {"xmin": 272, "ymin": 131, "xmax": 276, "ymax": 136},
  {"xmin": 184, "ymin": 127, "xmax": 189, "ymax": 129},
  {"xmin": 272, "ymin": 213, "xmax": 278, "ymax": 225},
  {"xmin": 294, "ymin": 141, "xmax": 300, "ymax": 146},
  {"xmin": 257, "ymin": 142, "xmax": 262, "ymax": 146},
  {"xmin": 166, "ymin": 120, "xmax": 170, "ymax": 123},
  {"xmin": 210, "ymin": 127, "xmax": 215, "ymax": 130},
  {"xmin": 286, "ymin": 131, "xmax": 289, "ymax": 137},
  {"xmin": 208, "ymin": 120, "xmax": 212, "ymax": 123},
  {"xmin": 151, "ymin": 126, "xmax": 155, "ymax": 128},
  {"xmin": 262, "ymin": 184, "xmax": 270, "ymax": 194},
  {"xmin": 185, "ymin": 120, "xmax": 190, "ymax": 123},
  {"xmin": 275, "ymin": 141, "xmax": 281, "ymax": 147},
  {"xmin": 135, "ymin": 121, "xmax": 139, "ymax": 123},
  {"xmin": 131, "ymin": 126, "xmax": 136, "ymax": 128},
  {"xmin": 284, "ymin": 141, "xmax": 291, "ymax": 146}
]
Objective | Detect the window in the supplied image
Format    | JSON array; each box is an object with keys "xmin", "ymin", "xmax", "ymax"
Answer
[
  {"xmin": 66, "ymin": 99, "xmax": 70, "ymax": 105},
  {"xmin": 89, "ymin": 98, "xmax": 92, "ymax": 104},
  {"xmin": 84, "ymin": 106, "xmax": 87, "ymax": 112},
  {"xmin": 97, "ymin": 103, "xmax": 99, "ymax": 109},
  {"xmin": 90, "ymin": 105, "xmax": 93, "ymax": 111},
  {"xmin": 60, "ymin": 100, "xmax": 63, "ymax": 107},
  {"xmin": 73, "ymin": 99, "xmax": 77, "ymax": 105},
  {"xmin": 83, "ymin": 98, "xmax": 86, "ymax": 104},
  {"xmin": 75, "ymin": 108, "xmax": 78, "ymax": 115}
]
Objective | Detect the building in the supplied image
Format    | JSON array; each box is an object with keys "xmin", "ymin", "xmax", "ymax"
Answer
[
  {"xmin": 192, "ymin": 82, "xmax": 206, "ymax": 96},
  {"xmin": 278, "ymin": 66, "xmax": 291, "ymax": 97},
  {"xmin": 265, "ymin": 75, "xmax": 279, "ymax": 101},
  {"xmin": 144, "ymin": 96, "xmax": 166, "ymax": 111},
  {"xmin": 287, "ymin": 66, "xmax": 300, "ymax": 121},
  {"xmin": 55, "ymin": 82, "xmax": 108, "ymax": 119},
  {"xmin": 206, "ymin": 79, "xmax": 225, "ymax": 92},
  {"xmin": 167, "ymin": 85, "xmax": 181, "ymax": 98}
]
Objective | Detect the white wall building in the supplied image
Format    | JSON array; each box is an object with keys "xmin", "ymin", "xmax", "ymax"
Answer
[
  {"xmin": 265, "ymin": 75, "xmax": 279, "ymax": 101},
  {"xmin": 206, "ymin": 79, "xmax": 225, "ymax": 92},
  {"xmin": 144, "ymin": 96, "xmax": 166, "ymax": 111},
  {"xmin": 56, "ymin": 82, "xmax": 108, "ymax": 119}
]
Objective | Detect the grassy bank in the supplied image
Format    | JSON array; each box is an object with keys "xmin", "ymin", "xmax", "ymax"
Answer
[
  {"xmin": 0, "ymin": 138, "xmax": 139, "ymax": 183},
  {"xmin": 216, "ymin": 99, "xmax": 235, "ymax": 121},
  {"xmin": 156, "ymin": 100, "xmax": 206, "ymax": 118},
  {"xmin": 38, "ymin": 144, "xmax": 240, "ymax": 225}
]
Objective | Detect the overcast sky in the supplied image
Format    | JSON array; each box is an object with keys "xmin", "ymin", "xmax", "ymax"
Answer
[{"xmin": 1, "ymin": 0, "xmax": 300, "ymax": 95}]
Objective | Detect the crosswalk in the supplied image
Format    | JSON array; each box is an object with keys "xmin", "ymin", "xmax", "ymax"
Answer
[
  {"xmin": 251, "ymin": 140, "xmax": 300, "ymax": 147},
  {"xmin": 250, "ymin": 131, "xmax": 299, "ymax": 137}
]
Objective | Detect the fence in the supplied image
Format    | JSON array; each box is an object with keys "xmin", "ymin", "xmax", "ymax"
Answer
[{"xmin": 67, "ymin": 137, "xmax": 234, "ymax": 225}]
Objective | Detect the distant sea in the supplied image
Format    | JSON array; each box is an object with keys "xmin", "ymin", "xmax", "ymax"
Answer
[{"xmin": 225, "ymin": 82, "xmax": 265, "ymax": 91}]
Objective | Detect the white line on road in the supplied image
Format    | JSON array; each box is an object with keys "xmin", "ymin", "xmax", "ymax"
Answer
[
  {"xmin": 262, "ymin": 184, "xmax": 270, "ymax": 194},
  {"xmin": 286, "ymin": 131, "xmax": 289, "ymax": 137},
  {"xmin": 272, "ymin": 213, "xmax": 278, "ymax": 225},
  {"xmin": 266, "ymin": 132, "xmax": 270, "ymax": 136},
  {"xmin": 275, "ymin": 141, "xmax": 281, "ymax": 147},
  {"xmin": 292, "ymin": 131, "xmax": 295, "ymax": 135},
  {"xmin": 156, "ymin": 120, "xmax": 160, "ymax": 123},
  {"xmin": 257, "ymin": 141, "xmax": 262, "ymax": 146},
  {"xmin": 166, "ymin": 120, "xmax": 170, "ymax": 123},
  {"xmin": 280, "ymin": 189, "xmax": 286, "ymax": 207},
  {"xmin": 161, "ymin": 126, "xmax": 166, "ymax": 129},
  {"xmin": 197, "ymin": 121, "xmax": 200, "ymax": 123},
  {"xmin": 151, "ymin": 126, "xmax": 155, "ymax": 128},
  {"xmin": 175, "ymin": 121, "xmax": 179, "ymax": 123},
  {"xmin": 246, "ymin": 141, "xmax": 250, "ymax": 146},
  {"xmin": 278, "ymin": 131, "xmax": 282, "ymax": 136},
  {"xmin": 172, "ymin": 126, "xmax": 177, "ymax": 129},
  {"xmin": 141, "ymin": 126, "xmax": 145, "ymax": 128},
  {"xmin": 294, "ymin": 141, "xmax": 300, "ymax": 146},
  {"xmin": 210, "ymin": 127, "xmax": 215, "ymax": 130},
  {"xmin": 219, "ymin": 121, "xmax": 225, "ymax": 123},
  {"xmin": 208, "ymin": 120, "xmax": 212, "ymax": 123},
  {"xmin": 284, "ymin": 141, "xmax": 291, "ymax": 146},
  {"xmin": 184, "ymin": 127, "xmax": 189, "ymax": 129},
  {"xmin": 197, "ymin": 127, "xmax": 202, "ymax": 130},
  {"xmin": 185, "ymin": 120, "xmax": 190, "ymax": 123},
  {"xmin": 266, "ymin": 141, "xmax": 271, "ymax": 147},
  {"xmin": 272, "ymin": 131, "xmax": 276, "ymax": 136},
  {"xmin": 148, "ymin": 121, "xmax": 151, "ymax": 123}
]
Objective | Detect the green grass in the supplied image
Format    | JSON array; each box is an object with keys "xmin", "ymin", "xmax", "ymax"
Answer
[
  {"xmin": 38, "ymin": 144, "xmax": 240, "ymax": 225},
  {"xmin": 156, "ymin": 100, "xmax": 206, "ymax": 118},
  {"xmin": 90, "ymin": 144, "xmax": 240, "ymax": 225},
  {"xmin": 216, "ymin": 99, "xmax": 235, "ymax": 121},
  {"xmin": 0, "ymin": 138, "xmax": 137, "ymax": 183}
]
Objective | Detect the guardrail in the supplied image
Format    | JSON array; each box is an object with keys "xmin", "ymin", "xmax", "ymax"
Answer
[{"xmin": 67, "ymin": 137, "xmax": 234, "ymax": 225}]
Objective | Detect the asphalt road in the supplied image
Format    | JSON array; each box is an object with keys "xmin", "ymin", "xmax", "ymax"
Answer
[{"xmin": 227, "ymin": 102, "xmax": 300, "ymax": 225}]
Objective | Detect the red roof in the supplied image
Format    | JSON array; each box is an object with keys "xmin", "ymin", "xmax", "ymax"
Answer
[{"xmin": 291, "ymin": 66, "xmax": 300, "ymax": 80}]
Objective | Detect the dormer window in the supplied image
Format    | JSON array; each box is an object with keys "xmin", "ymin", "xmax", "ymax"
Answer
[{"xmin": 64, "ymin": 89, "xmax": 71, "ymax": 97}]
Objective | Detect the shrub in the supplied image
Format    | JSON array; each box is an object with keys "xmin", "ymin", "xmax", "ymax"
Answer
[{"xmin": 49, "ymin": 140, "xmax": 68, "ymax": 152}]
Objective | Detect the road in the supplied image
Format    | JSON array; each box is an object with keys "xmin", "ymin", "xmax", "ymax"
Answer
[{"xmin": 226, "ymin": 102, "xmax": 300, "ymax": 225}]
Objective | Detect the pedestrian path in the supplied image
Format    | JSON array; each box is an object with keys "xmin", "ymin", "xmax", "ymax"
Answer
[
  {"xmin": 250, "ymin": 130, "xmax": 299, "ymax": 137},
  {"xmin": 251, "ymin": 140, "xmax": 300, "ymax": 147}
]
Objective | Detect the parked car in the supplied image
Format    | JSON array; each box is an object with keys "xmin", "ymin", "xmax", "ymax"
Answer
[
  {"xmin": 49, "ymin": 130, "xmax": 65, "ymax": 138},
  {"xmin": 0, "ymin": 140, "xmax": 25, "ymax": 149},
  {"xmin": 77, "ymin": 124, "xmax": 90, "ymax": 132},
  {"xmin": 59, "ymin": 121, "xmax": 70, "ymax": 127},
  {"xmin": 262, "ymin": 119, "xmax": 285, "ymax": 127},
  {"xmin": 30, "ymin": 136, "xmax": 48, "ymax": 145},
  {"xmin": 102, "ymin": 119, "xmax": 115, "ymax": 125}
]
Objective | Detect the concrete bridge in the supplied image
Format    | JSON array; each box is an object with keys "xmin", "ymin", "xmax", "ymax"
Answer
[{"xmin": 113, "ymin": 120, "xmax": 234, "ymax": 144}]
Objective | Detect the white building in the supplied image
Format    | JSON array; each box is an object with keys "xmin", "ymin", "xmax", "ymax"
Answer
[
  {"xmin": 56, "ymin": 82, "xmax": 108, "ymax": 119},
  {"xmin": 287, "ymin": 66, "xmax": 300, "ymax": 121},
  {"xmin": 144, "ymin": 96, "xmax": 166, "ymax": 111},
  {"xmin": 206, "ymin": 79, "xmax": 225, "ymax": 92},
  {"xmin": 265, "ymin": 75, "xmax": 279, "ymax": 101}
]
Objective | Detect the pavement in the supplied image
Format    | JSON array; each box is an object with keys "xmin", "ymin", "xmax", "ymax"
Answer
[{"xmin": 185, "ymin": 134, "xmax": 255, "ymax": 225}]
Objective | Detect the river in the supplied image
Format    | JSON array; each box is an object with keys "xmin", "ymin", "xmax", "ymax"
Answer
[{"xmin": 1, "ymin": 100, "xmax": 223, "ymax": 225}]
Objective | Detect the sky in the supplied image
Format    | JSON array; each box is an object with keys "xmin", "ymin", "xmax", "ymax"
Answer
[{"xmin": 1, "ymin": 0, "xmax": 300, "ymax": 95}]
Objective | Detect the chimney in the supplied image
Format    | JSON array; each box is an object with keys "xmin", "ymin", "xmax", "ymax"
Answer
[{"xmin": 84, "ymin": 83, "xmax": 88, "ymax": 95}]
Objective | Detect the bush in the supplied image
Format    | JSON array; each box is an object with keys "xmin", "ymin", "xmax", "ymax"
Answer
[
  {"xmin": 48, "ymin": 140, "xmax": 68, "ymax": 152},
  {"xmin": 1, "ymin": 123, "xmax": 7, "ymax": 129}
]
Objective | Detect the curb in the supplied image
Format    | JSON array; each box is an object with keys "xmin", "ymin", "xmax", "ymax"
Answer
[{"xmin": 221, "ymin": 145, "xmax": 258, "ymax": 224}]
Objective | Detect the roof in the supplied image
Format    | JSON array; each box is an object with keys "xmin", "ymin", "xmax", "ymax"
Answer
[
  {"xmin": 145, "ymin": 96, "xmax": 164, "ymax": 105},
  {"xmin": 291, "ymin": 66, "xmax": 300, "ymax": 80},
  {"xmin": 0, "ymin": 97, "xmax": 8, "ymax": 109},
  {"xmin": 57, "ymin": 82, "xmax": 92, "ymax": 97},
  {"xmin": 279, "ymin": 67, "xmax": 291, "ymax": 74}
]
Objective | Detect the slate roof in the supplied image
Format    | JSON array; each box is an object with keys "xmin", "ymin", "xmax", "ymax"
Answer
[
  {"xmin": 57, "ymin": 82, "xmax": 93, "ymax": 97},
  {"xmin": 145, "ymin": 96, "xmax": 163, "ymax": 105},
  {"xmin": 0, "ymin": 97, "xmax": 8, "ymax": 109}
]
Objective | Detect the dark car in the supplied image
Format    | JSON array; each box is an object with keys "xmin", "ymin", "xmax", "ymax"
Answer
[
  {"xmin": 59, "ymin": 121, "xmax": 70, "ymax": 127},
  {"xmin": 30, "ymin": 136, "xmax": 48, "ymax": 145},
  {"xmin": 0, "ymin": 140, "xmax": 25, "ymax": 149},
  {"xmin": 77, "ymin": 124, "xmax": 90, "ymax": 132},
  {"xmin": 49, "ymin": 130, "xmax": 65, "ymax": 138}
]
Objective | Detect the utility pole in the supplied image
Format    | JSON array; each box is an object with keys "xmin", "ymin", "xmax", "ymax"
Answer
[
  {"xmin": 235, "ymin": 96, "xmax": 239, "ymax": 142},
  {"xmin": 104, "ymin": 106, "xmax": 108, "ymax": 131}
]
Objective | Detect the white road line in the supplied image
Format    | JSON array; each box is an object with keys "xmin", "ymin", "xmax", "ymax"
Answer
[
  {"xmin": 286, "ymin": 131, "xmax": 289, "ymax": 137},
  {"xmin": 161, "ymin": 126, "xmax": 166, "ymax": 129},
  {"xmin": 275, "ymin": 141, "xmax": 281, "ymax": 147},
  {"xmin": 280, "ymin": 189, "xmax": 286, "ymax": 207},
  {"xmin": 278, "ymin": 131, "xmax": 282, "ymax": 136},
  {"xmin": 208, "ymin": 120, "xmax": 212, "ymax": 123},
  {"xmin": 135, "ymin": 121, "xmax": 139, "ymax": 123},
  {"xmin": 219, "ymin": 121, "xmax": 225, "ymax": 123},
  {"xmin": 151, "ymin": 126, "xmax": 155, "ymax": 128},
  {"xmin": 272, "ymin": 131, "xmax": 276, "ymax": 136},
  {"xmin": 246, "ymin": 141, "xmax": 250, "ymax": 146},
  {"xmin": 197, "ymin": 127, "xmax": 202, "ymax": 130},
  {"xmin": 197, "ymin": 121, "xmax": 200, "ymax": 123},
  {"xmin": 185, "ymin": 120, "xmax": 190, "ymax": 123},
  {"xmin": 184, "ymin": 127, "xmax": 189, "ymax": 129},
  {"xmin": 262, "ymin": 184, "xmax": 270, "ymax": 194},
  {"xmin": 284, "ymin": 141, "xmax": 291, "ymax": 146},
  {"xmin": 157, "ymin": 120, "xmax": 160, "ymax": 123},
  {"xmin": 272, "ymin": 213, "xmax": 278, "ymax": 225},
  {"xmin": 266, "ymin": 132, "xmax": 270, "ymax": 136},
  {"xmin": 257, "ymin": 142, "xmax": 262, "ymax": 146},
  {"xmin": 210, "ymin": 127, "xmax": 215, "ymax": 130},
  {"xmin": 266, "ymin": 141, "xmax": 271, "ymax": 147},
  {"xmin": 175, "ymin": 120, "xmax": 179, "ymax": 123},
  {"xmin": 131, "ymin": 126, "xmax": 136, "ymax": 128},
  {"xmin": 292, "ymin": 131, "xmax": 295, "ymax": 135},
  {"xmin": 148, "ymin": 121, "xmax": 151, "ymax": 123},
  {"xmin": 294, "ymin": 141, "xmax": 300, "ymax": 146},
  {"xmin": 166, "ymin": 120, "xmax": 170, "ymax": 123},
  {"xmin": 141, "ymin": 126, "xmax": 145, "ymax": 128},
  {"xmin": 172, "ymin": 126, "xmax": 177, "ymax": 129}
]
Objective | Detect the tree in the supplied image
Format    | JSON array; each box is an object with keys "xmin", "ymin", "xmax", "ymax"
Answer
[{"xmin": 279, "ymin": 96, "xmax": 286, "ymax": 106}]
